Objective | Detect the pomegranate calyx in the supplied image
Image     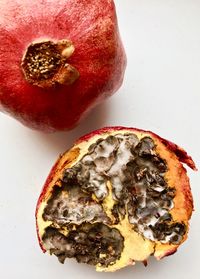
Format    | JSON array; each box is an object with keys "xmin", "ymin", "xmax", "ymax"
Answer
[{"xmin": 21, "ymin": 39, "xmax": 79, "ymax": 88}]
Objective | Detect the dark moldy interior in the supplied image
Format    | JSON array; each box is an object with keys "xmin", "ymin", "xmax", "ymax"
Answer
[
  {"xmin": 43, "ymin": 223, "xmax": 124, "ymax": 266},
  {"xmin": 42, "ymin": 133, "xmax": 186, "ymax": 267}
]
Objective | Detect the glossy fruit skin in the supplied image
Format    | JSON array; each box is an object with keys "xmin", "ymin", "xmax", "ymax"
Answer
[
  {"xmin": 0, "ymin": 0, "xmax": 126, "ymax": 132},
  {"xmin": 36, "ymin": 126, "xmax": 197, "ymax": 266}
]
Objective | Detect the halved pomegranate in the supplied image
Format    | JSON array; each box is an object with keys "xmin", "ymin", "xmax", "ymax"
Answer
[
  {"xmin": 0, "ymin": 0, "xmax": 126, "ymax": 132},
  {"xmin": 36, "ymin": 127, "xmax": 196, "ymax": 271}
]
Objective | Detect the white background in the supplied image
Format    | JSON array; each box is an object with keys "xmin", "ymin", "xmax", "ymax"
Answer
[{"xmin": 0, "ymin": 0, "xmax": 200, "ymax": 278}]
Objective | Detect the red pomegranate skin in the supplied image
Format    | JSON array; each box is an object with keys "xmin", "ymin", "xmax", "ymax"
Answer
[{"xmin": 0, "ymin": 0, "xmax": 126, "ymax": 132}]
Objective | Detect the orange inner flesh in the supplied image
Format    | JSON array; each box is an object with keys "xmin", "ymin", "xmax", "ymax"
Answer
[{"xmin": 36, "ymin": 129, "xmax": 192, "ymax": 271}]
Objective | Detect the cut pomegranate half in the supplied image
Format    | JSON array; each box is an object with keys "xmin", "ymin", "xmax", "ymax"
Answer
[{"xmin": 36, "ymin": 127, "xmax": 196, "ymax": 271}]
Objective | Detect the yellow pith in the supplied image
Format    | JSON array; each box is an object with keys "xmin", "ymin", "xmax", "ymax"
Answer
[
  {"xmin": 36, "ymin": 129, "xmax": 190, "ymax": 271},
  {"xmin": 102, "ymin": 181, "xmax": 116, "ymax": 223}
]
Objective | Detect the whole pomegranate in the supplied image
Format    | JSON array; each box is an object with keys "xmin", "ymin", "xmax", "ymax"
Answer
[
  {"xmin": 36, "ymin": 126, "xmax": 196, "ymax": 271},
  {"xmin": 0, "ymin": 0, "xmax": 126, "ymax": 132}
]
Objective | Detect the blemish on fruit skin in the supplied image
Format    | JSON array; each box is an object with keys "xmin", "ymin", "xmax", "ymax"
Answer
[
  {"xmin": 36, "ymin": 127, "xmax": 196, "ymax": 272},
  {"xmin": 0, "ymin": 0, "xmax": 126, "ymax": 132}
]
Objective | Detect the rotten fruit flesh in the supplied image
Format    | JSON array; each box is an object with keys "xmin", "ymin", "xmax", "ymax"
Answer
[{"xmin": 36, "ymin": 127, "xmax": 196, "ymax": 272}]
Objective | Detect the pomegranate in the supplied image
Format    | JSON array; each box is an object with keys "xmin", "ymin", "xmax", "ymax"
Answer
[
  {"xmin": 0, "ymin": 0, "xmax": 126, "ymax": 132},
  {"xmin": 36, "ymin": 126, "xmax": 196, "ymax": 272}
]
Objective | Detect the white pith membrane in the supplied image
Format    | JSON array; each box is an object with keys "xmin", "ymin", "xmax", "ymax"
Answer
[{"xmin": 40, "ymin": 133, "xmax": 187, "ymax": 270}]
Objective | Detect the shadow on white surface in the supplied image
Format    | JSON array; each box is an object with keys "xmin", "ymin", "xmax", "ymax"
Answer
[{"xmin": 25, "ymin": 100, "xmax": 112, "ymax": 154}]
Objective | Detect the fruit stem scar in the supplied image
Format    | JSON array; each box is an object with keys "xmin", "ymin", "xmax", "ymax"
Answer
[{"xmin": 21, "ymin": 39, "xmax": 79, "ymax": 88}]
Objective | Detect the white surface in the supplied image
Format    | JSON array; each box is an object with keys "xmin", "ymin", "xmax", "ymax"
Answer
[{"xmin": 0, "ymin": 0, "xmax": 200, "ymax": 278}]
